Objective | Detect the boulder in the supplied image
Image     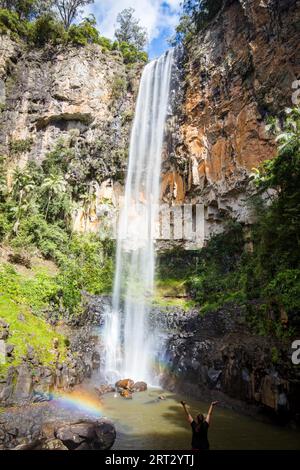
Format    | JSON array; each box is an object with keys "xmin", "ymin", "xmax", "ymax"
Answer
[
  {"xmin": 55, "ymin": 420, "xmax": 116, "ymax": 450},
  {"xmin": 120, "ymin": 389, "xmax": 133, "ymax": 399},
  {"xmin": 133, "ymin": 381, "xmax": 147, "ymax": 392},
  {"xmin": 115, "ymin": 378, "xmax": 134, "ymax": 390},
  {"xmin": 96, "ymin": 384, "xmax": 115, "ymax": 396},
  {"xmin": 42, "ymin": 439, "xmax": 68, "ymax": 450}
]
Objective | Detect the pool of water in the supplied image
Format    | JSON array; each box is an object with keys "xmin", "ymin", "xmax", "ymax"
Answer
[{"xmin": 102, "ymin": 388, "xmax": 300, "ymax": 450}]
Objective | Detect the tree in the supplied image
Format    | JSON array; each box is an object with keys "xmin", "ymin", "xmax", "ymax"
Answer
[
  {"xmin": 41, "ymin": 172, "xmax": 67, "ymax": 220},
  {"xmin": 115, "ymin": 8, "xmax": 147, "ymax": 51},
  {"xmin": 52, "ymin": 0, "xmax": 94, "ymax": 29},
  {"xmin": 174, "ymin": 0, "xmax": 224, "ymax": 44},
  {"xmin": 11, "ymin": 167, "xmax": 36, "ymax": 233},
  {"xmin": 0, "ymin": 0, "xmax": 35, "ymax": 19}
]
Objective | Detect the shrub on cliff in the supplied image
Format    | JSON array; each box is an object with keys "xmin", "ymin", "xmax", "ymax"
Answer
[
  {"xmin": 29, "ymin": 12, "xmax": 66, "ymax": 45},
  {"xmin": 117, "ymin": 41, "xmax": 148, "ymax": 64},
  {"xmin": 174, "ymin": 0, "xmax": 224, "ymax": 44},
  {"xmin": 0, "ymin": 8, "xmax": 29, "ymax": 39},
  {"xmin": 0, "ymin": 6, "xmax": 147, "ymax": 63},
  {"xmin": 67, "ymin": 16, "xmax": 100, "ymax": 46}
]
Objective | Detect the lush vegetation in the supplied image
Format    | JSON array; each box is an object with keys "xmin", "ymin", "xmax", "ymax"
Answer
[
  {"xmin": 157, "ymin": 108, "xmax": 300, "ymax": 339},
  {"xmin": 0, "ymin": 138, "xmax": 114, "ymax": 318},
  {"xmin": 0, "ymin": 2, "xmax": 148, "ymax": 63},
  {"xmin": 0, "ymin": 294, "xmax": 67, "ymax": 377}
]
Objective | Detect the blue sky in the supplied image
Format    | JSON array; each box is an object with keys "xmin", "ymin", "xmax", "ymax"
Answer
[{"xmin": 83, "ymin": 0, "xmax": 182, "ymax": 59}]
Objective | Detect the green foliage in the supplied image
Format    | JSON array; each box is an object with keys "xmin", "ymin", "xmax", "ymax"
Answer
[
  {"xmin": 11, "ymin": 213, "xmax": 70, "ymax": 261},
  {"xmin": 9, "ymin": 138, "xmax": 33, "ymax": 155},
  {"xmin": 0, "ymin": 1, "xmax": 39, "ymax": 19},
  {"xmin": 174, "ymin": 0, "xmax": 224, "ymax": 45},
  {"xmin": 0, "ymin": 8, "xmax": 29, "ymax": 39},
  {"xmin": 30, "ymin": 12, "xmax": 66, "ymax": 45},
  {"xmin": 97, "ymin": 35, "xmax": 113, "ymax": 52},
  {"xmin": 0, "ymin": 294, "xmax": 66, "ymax": 376},
  {"xmin": 67, "ymin": 16, "xmax": 100, "ymax": 46},
  {"xmin": 118, "ymin": 41, "xmax": 148, "ymax": 64},
  {"xmin": 0, "ymin": 5, "xmax": 146, "ymax": 64},
  {"xmin": 264, "ymin": 269, "xmax": 300, "ymax": 319},
  {"xmin": 187, "ymin": 222, "xmax": 246, "ymax": 313},
  {"xmin": 0, "ymin": 263, "xmax": 58, "ymax": 311},
  {"xmin": 55, "ymin": 234, "xmax": 114, "ymax": 313}
]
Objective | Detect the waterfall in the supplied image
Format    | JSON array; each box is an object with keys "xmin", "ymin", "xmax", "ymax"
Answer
[{"xmin": 103, "ymin": 50, "xmax": 174, "ymax": 383}]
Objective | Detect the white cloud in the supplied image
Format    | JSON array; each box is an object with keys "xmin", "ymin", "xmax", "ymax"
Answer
[{"xmin": 83, "ymin": 0, "xmax": 181, "ymax": 43}]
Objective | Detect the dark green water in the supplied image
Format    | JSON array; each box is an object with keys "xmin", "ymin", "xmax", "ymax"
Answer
[{"xmin": 102, "ymin": 388, "xmax": 300, "ymax": 450}]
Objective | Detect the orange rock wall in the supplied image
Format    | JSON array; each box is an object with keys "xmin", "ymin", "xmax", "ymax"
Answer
[{"xmin": 161, "ymin": 0, "xmax": 300, "ymax": 235}]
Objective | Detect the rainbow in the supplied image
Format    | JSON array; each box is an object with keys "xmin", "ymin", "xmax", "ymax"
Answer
[{"xmin": 50, "ymin": 390, "xmax": 103, "ymax": 418}]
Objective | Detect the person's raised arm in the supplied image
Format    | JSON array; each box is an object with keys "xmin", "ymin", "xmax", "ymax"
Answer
[
  {"xmin": 181, "ymin": 401, "xmax": 193, "ymax": 424},
  {"xmin": 205, "ymin": 401, "xmax": 219, "ymax": 425}
]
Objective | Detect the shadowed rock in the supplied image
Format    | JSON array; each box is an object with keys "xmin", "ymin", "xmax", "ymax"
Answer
[{"xmin": 55, "ymin": 420, "xmax": 116, "ymax": 450}]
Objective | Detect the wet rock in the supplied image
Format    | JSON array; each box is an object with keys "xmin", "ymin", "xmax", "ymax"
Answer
[
  {"xmin": 120, "ymin": 390, "xmax": 133, "ymax": 399},
  {"xmin": 207, "ymin": 368, "xmax": 222, "ymax": 387},
  {"xmin": 55, "ymin": 420, "xmax": 116, "ymax": 450},
  {"xmin": 91, "ymin": 351, "xmax": 100, "ymax": 370},
  {"xmin": 96, "ymin": 384, "xmax": 115, "ymax": 395},
  {"xmin": 133, "ymin": 381, "xmax": 147, "ymax": 392},
  {"xmin": 42, "ymin": 439, "xmax": 68, "ymax": 450},
  {"xmin": 115, "ymin": 378, "xmax": 134, "ymax": 391},
  {"xmin": 13, "ymin": 439, "xmax": 42, "ymax": 450}
]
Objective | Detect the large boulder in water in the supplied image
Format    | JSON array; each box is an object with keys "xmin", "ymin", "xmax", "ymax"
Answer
[
  {"xmin": 115, "ymin": 378, "xmax": 134, "ymax": 391},
  {"xmin": 54, "ymin": 419, "xmax": 116, "ymax": 450},
  {"xmin": 133, "ymin": 381, "xmax": 147, "ymax": 392}
]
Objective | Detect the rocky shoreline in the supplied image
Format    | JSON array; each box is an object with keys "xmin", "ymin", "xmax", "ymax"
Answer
[{"xmin": 0, "ymin": 398, "xmax": 116, "ymax": 450}]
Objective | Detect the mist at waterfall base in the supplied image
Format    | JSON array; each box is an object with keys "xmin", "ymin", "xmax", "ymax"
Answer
[{"xmin": 101, "ymin": 50, "xmax": 174, "ymax": 385}]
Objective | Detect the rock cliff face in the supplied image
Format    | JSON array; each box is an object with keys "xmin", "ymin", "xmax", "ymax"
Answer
[
  {"xmin": 1, "ymin": 1, "xmax": 299, "ymax": 240},
  {"xmin": 162, "ymin": 0, "xmax": 300, "ymax": 240},
  {"xmin": 0, "ymin": 36, "xmax": 141, "ymax": 232}
]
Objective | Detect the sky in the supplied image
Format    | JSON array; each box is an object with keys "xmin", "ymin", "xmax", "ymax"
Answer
[{"xmin": 83, "ymin": 0, "xmax": 182, "ymax": 59}]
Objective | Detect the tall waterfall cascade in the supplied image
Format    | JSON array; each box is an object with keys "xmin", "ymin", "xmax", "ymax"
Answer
[{"xmin": 103, "ymin": 50, "xmax": 174, "ymax": 383}]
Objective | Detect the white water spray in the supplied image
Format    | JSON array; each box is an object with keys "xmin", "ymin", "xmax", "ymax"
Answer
[{"xmin": 103, "ymin": 50, "xmax": 174, "ymax": 383}]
